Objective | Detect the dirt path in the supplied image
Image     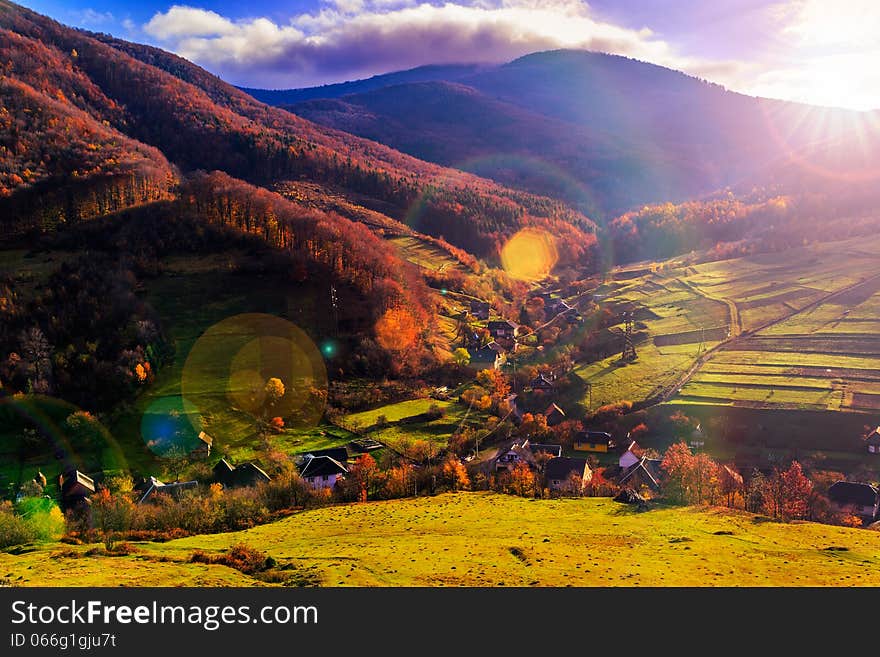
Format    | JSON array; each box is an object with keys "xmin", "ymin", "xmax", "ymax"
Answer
[{"xmin": 675, "ymin": 277, "xmax": 741, "ymax": 337}]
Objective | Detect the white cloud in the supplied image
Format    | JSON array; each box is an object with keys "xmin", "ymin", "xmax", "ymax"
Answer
[
  {"xmin": 145, "ymin": 6, "xmax": 239, "ymax": 39},
  {"xmin": 728, "ymin": 0, "xmax": 880, "ymax": 110},
  {"xmin": 780, "ymin": 0, "xmax": 880, "ymax": 48},
  {"xmin": 72, "ymin": 8, "xmax": 114, "ymax": 27},
  {"xmin": 142, "ymin": 1, "xmax": 741, "ymax": 89}
]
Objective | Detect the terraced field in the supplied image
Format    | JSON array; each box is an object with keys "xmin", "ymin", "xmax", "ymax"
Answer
[
  {"xmin": 575, "ymin": 267, "xmax": 729, "ymax": 410},
  {"xmin": 580, "ymin": 235, "xmax": 880, "ymax": 415},
  {"xmin": 673, "ymin": 237, "xmax": 880, "ymax": 412}
]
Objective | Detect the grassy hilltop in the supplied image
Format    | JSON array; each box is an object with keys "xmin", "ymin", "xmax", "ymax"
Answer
[{"xmin": 3, "ymin": 493, "xmax": 880, "ymax": 587}]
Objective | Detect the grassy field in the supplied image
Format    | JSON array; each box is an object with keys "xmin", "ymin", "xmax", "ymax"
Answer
[
  {"xmin": 670, "ymin": 237, "xmax": 880, "ymax": 412},
  {"xmin": 388, "ymin": 236, "xmax": 468, "ymax": 274},
  {"xmin": 3, "ymin": 493, "xmax": 880, "ymax": 587},
  {"xmin": 343, "ymin": 398, "xmax": 483, "ymax": 452},
  {"xmin": 573, "ymin": 273, "xmax": 727, "ymax": 410},
  {"xmin": 579, "ymin": 235, "xmax": 880, "ymax": 416}
]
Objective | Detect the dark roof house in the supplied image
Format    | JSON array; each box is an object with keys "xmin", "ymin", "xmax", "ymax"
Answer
[
  {"xmin": 865, "ymin": 427, "xmax": 880, "ymax": 453},
  {"xmin": 828, "ymin": 481, "xmax": 879, "ymax": 520},
  {"xmin": 60, "ymin": 470, "xmax": 95, "ymax": 505},
  {"xmin": 493, "ymin": 439, "xmax": 538, "ymax": 472},
  {"xmin": 618, "ymin": 457, "xmax": 663, "ymax": 493},
  {"xmin": 530, "ymin": 373, "xmax": 555, "ymax": 391},
  {"xmin": 299, "ymin": 455, "xmax": 348, "ymax": 479},
  {"xmin": 544, "ymin": 403, "xmax": 566, "ymax": 427},
  {"xmin": 573, "ymin": 430, "xmax": 614, "ymax": 451},
  {"xmin": 136, "ymin": 478, "xmax": 199, "ymax": 504},
  {"xmin": 469, "ymin": 343, "xmax": 503, "ymax": 370},
  {"xmin": 545, "ymin": 457, "xmax": 592, "ymax": 492},
  {"xmin": 470, "ymin": 300, "xmax": 491, "ymax": 320},
  {"xmin": 487, "ymin": 320, "xmax": 519, "ymax": 339},
  {"xmin": 213, "ymin": 459, "xmax": 271, "ymax": 488}
]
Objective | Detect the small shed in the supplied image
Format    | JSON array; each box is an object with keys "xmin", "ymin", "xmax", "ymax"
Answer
[{"xmin": 191, "ymin": 431, "xmax": 213, "ymax": 459}]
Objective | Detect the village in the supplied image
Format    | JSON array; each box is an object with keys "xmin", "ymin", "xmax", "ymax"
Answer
[{"xmin": 9, "ymin": 279, "xmax": 880, "ymax": 542}]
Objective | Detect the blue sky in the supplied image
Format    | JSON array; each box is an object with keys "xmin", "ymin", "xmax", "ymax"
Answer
[{"xmin": 17, "ymin": 1, "xmax": 880, "ymax": 110}]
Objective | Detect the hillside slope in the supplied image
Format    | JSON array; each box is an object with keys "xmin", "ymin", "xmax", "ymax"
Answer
[
  {"xmin": 0, "ymin": 1, "xmax": 596, "ymax": 264},
  {"xmin": 3, "ymin": 493, "xmax": 879, "ymax": 586},
  {"xmin": 267, "ymin": 49, "xmax": 879, "ymax": 220}
]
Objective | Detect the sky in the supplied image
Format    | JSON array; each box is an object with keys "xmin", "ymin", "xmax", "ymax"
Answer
[{"xmin": 17, "ymin": 0, "xmax": 880, "ymax": 110}]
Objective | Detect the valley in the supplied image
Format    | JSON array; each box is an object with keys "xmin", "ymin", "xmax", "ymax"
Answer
[{"xmin": 3, "ymin": 0, "xmax": 880, "ymax": 590}]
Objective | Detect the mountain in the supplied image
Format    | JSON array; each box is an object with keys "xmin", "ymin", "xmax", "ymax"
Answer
[
  {"xmin": 240, "ymin": 63, "xmax": 486, "ymax": 105},
  {"xmin": 262, "ymin": 49, "xmax": 874, "ymax": 220},
  {"xmin": 288, "ymin": 78, "xmax": 683, "ymax": 218},
  {"xmin": 0, "ymin": 2, "xmax": 596, "ymax": 266}
]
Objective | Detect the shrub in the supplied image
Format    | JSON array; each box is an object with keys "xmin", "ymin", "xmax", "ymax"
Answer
[
  {"xmin": 190, "ymin": 543, "xmax": 271, "ymax": 575},
  {"xmin": 0, "ymin": 503, "xmax": 37, "ymax": 549}
]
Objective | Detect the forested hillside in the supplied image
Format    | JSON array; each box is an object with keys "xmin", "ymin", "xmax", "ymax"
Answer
[{"xmin": 0, "ymin": 1, "xmax": 597, "ymax": 265}]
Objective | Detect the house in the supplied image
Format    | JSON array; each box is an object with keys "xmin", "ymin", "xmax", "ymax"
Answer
[
  {"xmin": 493, "ymin": 439, "xmax": 537, "ymax": 472},
  {"xmin": 299, "ymin": 447, "xmax": 349, "ymax": 464},
  {"xmin": 544, "ymin": 403, "xmax": 566, "ymax": 427},
  {"xmin": 828, "ymin": 481, "xmax": 879, "ymax": 521},
  {"xmin": 190, "ymin": 431, "xmax": 213, "ymax": 459},
  {"xmin": 213, "ymin": 459, "xmax": 271, "ymax": 488},
  {"xmin": 552, "ymin": 300, "xmax": 573, "ymax": 315},
  {"xmin": 135, "ymin": 477, "xmax": 199, "ymax": 504},
  {"xmin": 469, "ymin": 343, "xmax": 504, "ymax": 370},
  {"xmin": 59, "ymin": 470, "xmax": 95, "ymax": 507},
  {"xmin": 573, "ymin": 431, "xmax": 614, "ymax": 453},
  {"xmin": 618, "ymin": 457, "xmax": 663, "ymax": 494},
  {"xmin": 528, "ymin": 443, "xmax": 563, "ymax": 458},
  {"xmin": 529, "ymin": 373, "xmax": 555, "ymax": 392},
  {"xmin": 299, "ymin": 455, "xmax": 348, "ymax": 490},
  {"xmin": 470, "ymin": 300, "xmax": 491, "ymax": 321},
  {"xmin": 487, "ymin": 320, "xmax": 519, "ymax": 341},
  {"xmin": 864, "ymin": 427, "xmax": 880, "ymax": 454},
  {"xmin": 618, "ymin": 441, "xmax": 644, "ymax": 469},
  {"xmin": 545, "ymin": 457, "xmax": 592, "ymax": 493}
]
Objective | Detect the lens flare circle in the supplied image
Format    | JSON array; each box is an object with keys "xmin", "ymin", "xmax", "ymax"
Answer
[
  {"xmin": 181, "ymin": 313, "xmax": 328, "ymax": 430},
  {"xmin": 140, "ymin": 396, "xmax": 202, "ymax": 457},
  {"xmin": 0, "ymin": 392, "xmax": 126, "ymax": 475},
  {"xmin": 500, "ymin": 227, "xmax": 559, "ymax": 281}
]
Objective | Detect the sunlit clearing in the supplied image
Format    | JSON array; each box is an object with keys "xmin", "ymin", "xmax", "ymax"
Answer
[
  {"xmin": 182, "ymin": 313, "xmax": 328, "ymax": 429},
  {"xmin": 501, "ymin": 228, "xmax": 558, "ymax": 281}
]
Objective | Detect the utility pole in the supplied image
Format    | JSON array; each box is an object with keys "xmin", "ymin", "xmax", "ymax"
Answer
[{"xmin": 621, "ymin": 312, "xmax": 637, "ymax": 361}]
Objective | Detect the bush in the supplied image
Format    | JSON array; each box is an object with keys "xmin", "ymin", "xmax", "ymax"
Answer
[
  {"xmin": 0, "ymin": 503, "xmax": 37, "ymax": 549},
  {"xmin": 190, "ymin": 543, "xmax": 271, "ymax": 574},
  {"xmin": 14, "ymin": 497, "xmax": 65, "ymax": 541}
]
